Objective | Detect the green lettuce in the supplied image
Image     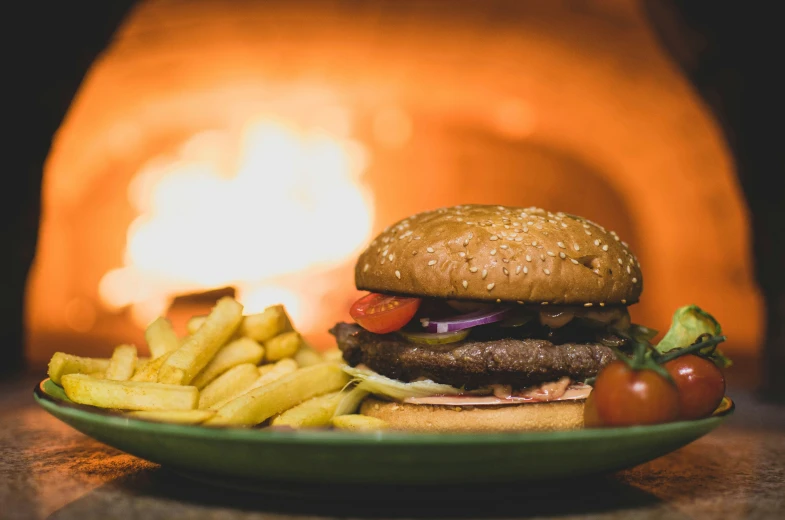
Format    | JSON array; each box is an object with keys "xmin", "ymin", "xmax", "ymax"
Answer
[{"xmin": 656, "ymin": 305, "xmax": 731, "ymax": 367}]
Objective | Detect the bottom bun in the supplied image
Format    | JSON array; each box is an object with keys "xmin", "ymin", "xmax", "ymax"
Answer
[{"xmin": 360, "ymin": 397, "xmax": 586, "ymax": 433}]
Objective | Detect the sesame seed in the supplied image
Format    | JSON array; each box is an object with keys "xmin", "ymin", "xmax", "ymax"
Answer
[
  {"xmin": 541, "ymin": 302, "xmax": 549, "ymax": 305},
  {"xmin": 544, "ymin": 268, "xmax": 551, "ymax": 275},
  {"xmin": 559, "ymin": 252, "xmax": 566, "ymax": 259},
  {"xmin": 584, "ymin": 303, "xmax": 593, "ymax": 307},
  {"xmin": 547, "ymin": 251, "xmax": 556, "ymax": 257},
  {"xmin": 515, "ymin": 237, "xmax": 523, "ymax": 242},
  {"xmin": 523, "ymin": 226, "xmax": 529, "ymax": 233},
  {"xmin": 528, "ymin": 221, "xmax": 534, "ymax": 226},
  {"xmin": 570, "ymin": 258, "xmax": 579, "ymax": 265},
  {"xmin": 594, "ymin": 239, "xmax": 600, "ymax": 246},
  {"xmin": 464, "ymin": 239, "xmax": 469, "ymax": 246},
  {"xmin": 500, "ymin": 245, "xmax": 508, "ymax": 250},
  {"xmin": 532, "ymin": 241, "xmax": 538, "ymax": 246},
  {"xmin": 526, "ymin": 255, "xmax": 532, "ymax": 262},
  {"xmin": 427, "ymin": 247, "xmax": 434, "ymax": 253},
  {"xmin": 490, "ymin": 235, "xmax": 499, "ymax": 241},
  {"xmin": 468, "ymin": 232, "xmax": 474, "ymax": 239},
  {"xmin": 622, "ymin": 241, "xmax": 629, "ymax": 248},
  {"xmin": 523, "ymin": 266, "xmax": 529, "ymax": 274},
  {"xmin": 428, "ymin": 260, "xmax": 437, "ymax": 266},
  {"xmin": 574, "ymin": 244, "xmax": 580, "ymax": 251},
  {"xmin": 503, "ymin": 267, "xmax": 509, "ymax": 275},
  {"xmin": 618, "ymin": 258, "xmax": 623, "ymax": 265},
  {"xmin": 469, "ymin": 267, "xmax": 479, "ymax": 273},
  {"xmin": 535, "ymin": 223, "xmax": 543, "ymax": 230},
  {"xmin": 517, "ymin": 301, "xmax": 524, "ymax": 304},
  {"xmin": 487, "ymin": 283, "xmax": 495, "ymax": 291},
  {"xmin": 482, "ymin": 269, "xmax": 488, "ymax": 279},
  {"xmin": 462, "ymin": 280, "xmax": 468, "ymax": 289},
  {"xmin": 540, "ymin": 254, "xmax": 546, "ymax": 261},
  {"xmin": 614, "ymin": 235, "xmax": 620, "ymax": 241},
  {"xmin": 621, "ymin": 299, "xmax": 627, "ymax": 304},
  {"xmin": 561, "ymin": 223, "xmax": 568, "ymax": 228},
  {"xmin": 632, "ymin": 277, "xmax": 638, "ymax": 283},
  {"xmin": 516, "ymin": 265, "xmax": 522, "ymax": 274},
  {"xmin": 599, "ymin": 302, "xmax": 605, "ymax": 307},
  {"xmin": 382, "ymin": 248, "xmax": 388, "ymax": 256},
  {"xmin": 627, "ymin": 265, "xmax": 631, "ymax": 274},
  {"xmin": 395, "ymin": 270, "xmax": 401, "ymax": 279},
  {"xmin": 557, "ymin": 241, "xmax": 566, "ymax": 249},
  {"xmin": 380, "ymin": 259, "xmax": 385, "ymax": 265},
  {"xmin": 490, "ymin": 249, "xmax": 497, "ymax": 255},
  {"xmin": 602, "ymin": 244, "xmax": 609, "ymax": 251},
  {"xmin": 388, "ymin": 254, "xmax": 394, "ymax": 261},
  {"xmin": 459, "ymin": 252, "xmax": 466, "ymax": 257},
  {"xmin": 412, "ymin": 251, "xmax": 417, "ymax": 255}
]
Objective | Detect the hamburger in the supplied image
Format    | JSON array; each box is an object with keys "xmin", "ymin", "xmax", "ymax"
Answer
[{"xmin": 330, "ymin": 204, "xmax": 645, "ymax": 432}]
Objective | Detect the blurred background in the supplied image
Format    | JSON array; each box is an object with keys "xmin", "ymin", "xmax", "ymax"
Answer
[{"xmin": 4, "ymin": 0, "xmax": 782, "ymax": 399}]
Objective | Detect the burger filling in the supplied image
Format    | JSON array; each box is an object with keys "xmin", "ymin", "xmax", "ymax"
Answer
[{"xmin": 331, "ymin": 295, "xmax": 654, "ymax": 405}]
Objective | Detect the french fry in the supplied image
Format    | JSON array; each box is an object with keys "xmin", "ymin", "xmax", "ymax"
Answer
[
  {"xmin": 48, "ymin": 353, "xmax": 111, "ymax": 385},
  {"xmin": 198, "ymin": 363, "xmax": 260, "ymax": 409},
  {"xmin": 293, "ymin": 343, "xmax": 324, "ymax": 367},
  {"xmin": 209, "ymin": 358, "xmax": 298, "ymax": 410},
  {"xmin": 264, "ymin": 331, "xmax": 303, "ymax": 362},
  {"xmin": 145, "ymin": 317, "xmax": 180, "ymax": 359},
  {"xmin": 322, "ymin": 348, "xmax": 344, "ymax": 363},
  {"xmin": 205, "ymin": 363, "xmax": 349, "ymax": 426},
  {"xmin": 270, "ymin": 385, "xmax": 367, "ymax": 428},
  {"xmin": 61, "ymin": 374, "xmax": 198, "ymax": 411},
  {"xmin": 331, "ymin": 414, "xmax": 387, "ymax": 432},
  {"xmin": 241, "ymin": 305, "xmax": 292, "ymax": 342},
  {"xmin": 270, "ymin": 392, "xmax": 342, "ymax": 428},
  {"xmin": 104, "ymin": 344, "xmax": 137, "ymax": 381},
  {"xmin": 190, "ymin": 337, "xmax": 264, "ymax": 389},
  {"xmin": 186, "ymin": 315, "xmax": 206, "ymax": 335},
  {"xmin": 157, "ymin": 297, "xmax": 244, "ymax": 385},
  {"xmin": 125, "ymin": 409, "xmax": 215, "ymax": 424},
  {"xmin": 131, "ymin": 350, "xmax": 174, "ymax": 382}
]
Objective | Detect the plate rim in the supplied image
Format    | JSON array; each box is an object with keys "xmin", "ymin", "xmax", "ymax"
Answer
[{"xmin": 34, "ymin": 378, "xmax": 734, "ymax": 445}]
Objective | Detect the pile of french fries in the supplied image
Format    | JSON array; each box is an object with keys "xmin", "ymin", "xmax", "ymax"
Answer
[{"xmin": 47, "ymin": 297, "xmax": 385, "ymax": 431}]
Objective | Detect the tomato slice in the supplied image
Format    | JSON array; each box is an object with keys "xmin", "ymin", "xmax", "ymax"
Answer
[{"xmin": 350, "ymin": 293, "xmax": 421, "ymax": 334}]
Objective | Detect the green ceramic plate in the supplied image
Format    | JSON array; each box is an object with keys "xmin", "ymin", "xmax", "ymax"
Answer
[{"xmin": 34, "ymin": 378, "xmax": 733, "ymax": 487}]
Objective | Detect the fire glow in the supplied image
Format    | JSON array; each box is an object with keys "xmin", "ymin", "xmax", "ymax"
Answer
[{"xmin": 99, "ymin": 120, "xmax": 374, "ymax": 330}]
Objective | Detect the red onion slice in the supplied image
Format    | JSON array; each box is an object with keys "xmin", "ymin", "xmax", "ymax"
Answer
[{"xmin": 423, "ymin": 307, "xmax": 512, "ymax": 333}]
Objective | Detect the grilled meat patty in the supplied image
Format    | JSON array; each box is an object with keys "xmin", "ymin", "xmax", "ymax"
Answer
[{"xmin": 330, "ymin": 322, "xmax": 617, "ymax": 389}]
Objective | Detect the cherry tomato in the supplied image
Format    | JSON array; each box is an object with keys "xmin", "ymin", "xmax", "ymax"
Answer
[
  {"xmin": 349, "ymin": 293, "xmax": 421, "ymax": 334},
  {"xmin": 585, "ymin": 361, "xmax": 680, "ymax": 427},
  {"xmin": 664, "ymin": 354, "xmax": 725, "ymax": 420}
]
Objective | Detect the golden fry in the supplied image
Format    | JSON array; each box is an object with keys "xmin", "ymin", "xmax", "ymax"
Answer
[
  {"xmin": 186, "ymin": 315, "xmax": 206, "ymax": 336},
  {"xmin": 331, "ymin": 414, "xmax": 387, "ymax": 432},
  {"xmin": 271, "ymin": 392, "xmax": 342, "ymax": 428},
  {"xmin": 322, "ymin": 348, "xmax": 344, "ymax": 363},
  {"xmin": 145, "ymin": 317, "xmax": 180, "ymax": 359},
  {"xmin": 264, "ymin": 331, "xmax": 303, "ymax": 362},
  {"xmin": 292, "ymin": 343, "xmax": 324, "ymax": 367},
  {"xmin": 209, "ymin": 358, "xmax": 298, "ymax": 410},
  {"xmin": 131, "ymin": 350, "xmax": 174, "ymax": 382},
  {"xmin": 104, "ymin": 344, "xmax": 138, "ymax": 381},
  {"xmin": 158, "ymin": 297, "xmax": 244, "ymax": 385},
  {"xmin": 61, "ymin": 374, "xmax": 198, "ymax": 411},
  {"xmin": 48, "ymin": 353, "xmax": 111, "ymax": 385},
  {"xmin": 190, "ymin": 337, "xmax": 264, "ymax": 389},
  {"xmin": 125, "ymin": 409, "xmax": 215, "ymax": 424},
  {"xmin": 205, "ymin": 363, "xmax": 349, "ymax": 426},
  {"xmin": 241, "ymin": 305, "xmax": 293, "ymax": 342},
  {"xmin": 198, "ymin": 363, "xmax": 260, "ymax": 409}
]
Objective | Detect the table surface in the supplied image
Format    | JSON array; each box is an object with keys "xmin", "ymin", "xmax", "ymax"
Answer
[{"xmin": 1, "ymin": 372, "xmax": 784, "ymax": 520}]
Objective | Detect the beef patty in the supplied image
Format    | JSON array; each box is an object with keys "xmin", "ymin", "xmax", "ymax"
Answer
[{"xmin": 330, "ymin": 322, "xmax": 616, "ymax": 389}]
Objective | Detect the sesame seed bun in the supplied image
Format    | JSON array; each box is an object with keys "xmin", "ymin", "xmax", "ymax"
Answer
[
  {"xmin": 360, "ymin": 397, "xmax": 586, "ymax": 432},
  {"xmin": 356, "ymin": 204, "xmax": 642, "ymax": 306}
]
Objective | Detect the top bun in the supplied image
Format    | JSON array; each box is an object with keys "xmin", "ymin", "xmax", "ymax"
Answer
[{"xmin": 355, "ymin": 205, "xmax": 642, "ymax": 306}]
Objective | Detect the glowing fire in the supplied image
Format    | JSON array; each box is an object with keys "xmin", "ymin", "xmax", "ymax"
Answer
[{"xmin": 99, "ymin": 120, "xmax": 373, "ymax": 330}]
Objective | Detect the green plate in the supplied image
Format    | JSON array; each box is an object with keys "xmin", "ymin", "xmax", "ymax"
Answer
[{"xmin": 34, "ymin": 378, "xmax": 733, "ymax": 487}]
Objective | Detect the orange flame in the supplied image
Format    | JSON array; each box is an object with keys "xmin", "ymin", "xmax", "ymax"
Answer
[{"xmin": 99, "ymin": 120, "xmax": 373, "ymax": 331}]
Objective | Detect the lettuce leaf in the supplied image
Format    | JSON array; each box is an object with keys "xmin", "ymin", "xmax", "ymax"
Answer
[
  {"xmin": 656, "ymin": 305, "xmax": 731, "ymax": 367},
  {"xmin": 342, "ymin": 365, "xmax": 487, "ymax": 400}
]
